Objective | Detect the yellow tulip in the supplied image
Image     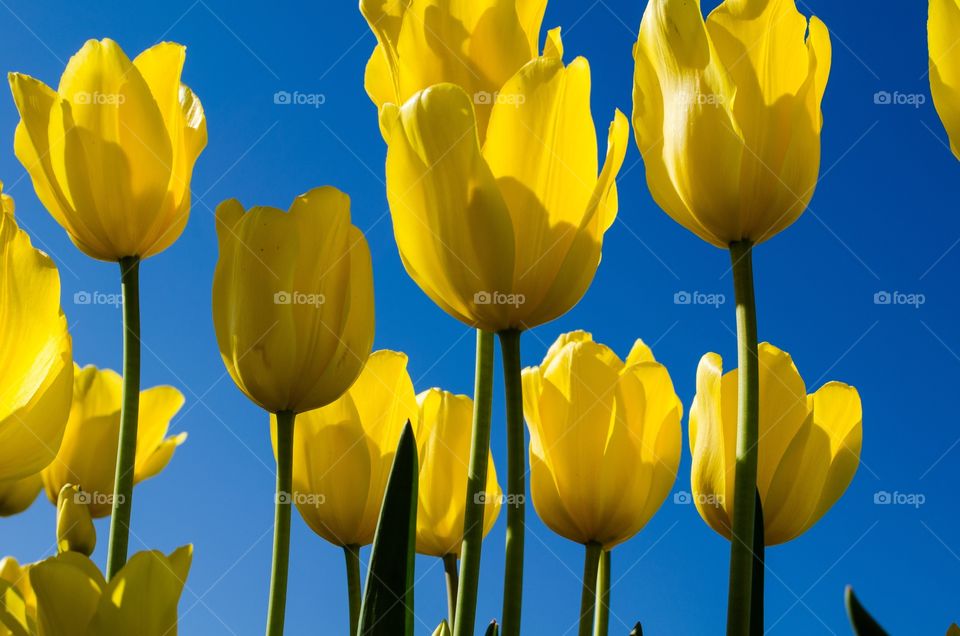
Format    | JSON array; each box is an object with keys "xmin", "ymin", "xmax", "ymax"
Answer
[
  {"xmin": 361, "ymin": 0, "xmax": 551, "ymax": 139},
  {"xmin": 379, "ymin": 42, "xmax": 628, "ymax": 332},
  {"xmin": 0, "ymin": 547, "xmax": 191, "ymax": 636},
  {"xmin": 414, "ymin": 388, "xmax": 501, "ymax": 557},
  {"xmin": 273, "ymin": 350, "xmax": 415, "ymax": 546},
  {"xmin": 41, "ymin": 364, "xmax": 186, "ymax": 518},
  {"xmin": 56, "ymin": 485, "xmax": 97, "ymax": 557},
  {"xmin": 930, "ymin": 0, "xmax": 960, "ymax": 159},
  {"xmin": 0, "ymin": 474, "xmax": 42, "ymax": 517},
  {"xmin": 213, "ymin": 187, "xmax": 375, "ymax": 415},
  {"xmin": 522, "ymin": 331, "xmax": 682, "ymax": 548},
  {"xmin": 8, "ymin": 39, "xmax": 207, "ymax": 261},
  {"xmin": 0, "ymin": 197, "xmax": 73, "ymax": 484},
  {"xmin": 632, "ymin": 0, "xmax": 831, "ymax": 248},
  {"xmin": 690, "ymin": 343, "xmax": 862, "ymax": 545}
]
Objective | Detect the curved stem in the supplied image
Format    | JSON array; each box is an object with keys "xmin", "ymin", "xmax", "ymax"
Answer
[
  {"xmin": 726, "ymin": 241, "xmax": 760, "ymax": 636},
  {"xmin": 344, "ymin": 545, "xmax": 361, "ymax": 636},
  {"xmin": 578, "ymin": 542, "xmax": 602, "ymax": 636},
  {"xmin": 266, "ymin": 410, "xmax": 296, "ymax": 636},
  {"xmin": 498, "ymin": 329, "xmax": 525, "ymax": 636},
  {"xmin": 106, "ymin": 256, "xmax": 141, "ymax": 579},
  {"xmin": 443, "ymin": 554, "xmax": 459, "ymax": 629},
  {"xmin": 594, "ymin": 550, "xmax": 610, "ymax": 636},
  {"xmin": 453, "ymin": 330, "xmax": 495, "ymax": 636}
]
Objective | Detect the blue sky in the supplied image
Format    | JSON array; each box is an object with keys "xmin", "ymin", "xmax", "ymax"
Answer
[{"xmin": 1, "ymin": 0, "xmax": 957, "ymax": 634}]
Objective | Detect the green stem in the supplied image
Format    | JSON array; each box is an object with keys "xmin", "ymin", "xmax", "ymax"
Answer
[
  {"xmin": 750, "ymin": 490, "xmax": 765, "ymax": 636},
  {"xmin": 498, "ymin": 329, "xmax": 525, "ymax": 636},
  {"xmin": 344, "ymin": 544, "xmax": 361, "ymax": 636},
  {"xmin": 106, "ymin": 256, "xmax": 141, "ymax": 580},
  {"xmin": 578, "ymin": 542, "xmax": 602, "ymax": 636},
  {"xmin": 453, "ymin": 330, "xmax": 495, "ymax": 636},
  {"xmin": 266, "ymin": 410, "xmax": 296, "ymax": 636},
  {"xmin": 594, "ymin": 550, "xmax": 610, "ymax": 636},
  {"xmin": 443, "ymin": 554, "xmax": 459, "ymax": 629},
  {"xmin": 726, "ymin": 241, "xmax": 760, "ymax": 636}
]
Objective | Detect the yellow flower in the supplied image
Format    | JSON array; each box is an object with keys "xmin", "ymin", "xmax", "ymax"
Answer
[
  {"xmin": 632, "ymin": 0, "xmax": 831, "ymax": 248},
  {"xmin": 414, "ymin": 388, "xmax": 501, "ymax": 557},
  {"xmin": 0, "ymin": 547, "xmax": 191, "ymax": 636},
  {"xmin": 41, "ymin": 364, "xmax": 186, "ymax": 518},
  {"xmin": 522, "ymin": 331, "xmax": 682, "ymax": 548},
  {"xmin": 9, "ymin": 38, "xmax": 207, "ymax": 261},
  {"xmin": 379, "ymin": 42, "xmax": 627, "ymax": 332},
  {"xmin": 213, "ymin": 187, "xmax": 375, "ymax": 415},
  {"xmin": 273, "ymin": 350, "xmax": 415, "ymax": 546},
  {"xmin": 930, "ymin": 0, "xmax": 960, "ymax": 159},
  {"xmin": 361, "ymin": 0, "xmax": 552, "ymax": 140},
  {"xmin": 690, "ymin": 343, "xmax": 862, "ymax": 545},
  {"xmin": 56, "ymin": 485, "xmax": 97, "ymax": 557},
  {"xmin": 0, "ymin": 474, "xmax": 42, "ymax": 517},
  {"xmin": 0, "ymin": 198, "xmax": 73, "ymax": 484}
]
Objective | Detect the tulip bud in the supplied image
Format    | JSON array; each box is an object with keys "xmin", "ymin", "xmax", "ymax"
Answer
[{"xmin": 56, "ymin": 484, "xmax": 96, "ymax": 556}]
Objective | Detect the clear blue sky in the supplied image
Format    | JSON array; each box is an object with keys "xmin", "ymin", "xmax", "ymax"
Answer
[{"xmin": 1, "ymin": 1, "xmax": 956, "ymax": 634}]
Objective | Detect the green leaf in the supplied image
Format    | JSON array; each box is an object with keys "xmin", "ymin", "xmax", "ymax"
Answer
[
  {"xmin": 432, "ymin": 620, "xmax": 451, "ymax": 636},
  {"xmin": 947, "ymin": 623, "xmax": 960, "ymax": 636},
  {"xmin": 629, "ymin": 623, "xmax": 642, "ymax": 636},
  {"xmin": 358, "ymin": 422, "xmax": 418, "ymax": 636},
  {"xmin": 484, "ymin": 620, "xmax": 499, "ymax": 636},
  {"xmin": 845, "ymin": 586, "xmax": 889, "ymax": 636}
]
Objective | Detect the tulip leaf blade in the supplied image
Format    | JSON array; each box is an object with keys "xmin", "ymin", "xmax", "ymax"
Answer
[
  {"xmin": 484, "ymin": 620, "xmax": 499, "ymax": 636},
  {"xmin": 629, "ymin": 622, "xmax": 642, "ymax": 636},
  {"xmin": 358, "ymin": 422, "xmax": 418, "ymax": 636},
  {"xmin": 845, "ymin": 586, "xmax": 889, "ymax": 636}
]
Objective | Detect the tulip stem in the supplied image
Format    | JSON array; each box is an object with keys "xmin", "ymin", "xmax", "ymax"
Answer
[
  {"xmin": 499, "ymin": 328, "xmax": 525, "ymax": 636},
  {"xmin": 344, "ymin": 544, "xmax": 361, "ymax": 636},
  {"xmin": 454, "ymin": 330, "xmax": 496, "ymax": 636},
  {"xmin": 578, "ymin": 542, "xmax": 602, "ymax": 636},
  {"xmin": 594, "ymin": 550, "xmax": 610, "ymax": 636},
  {"xmin": 266, "ymin": 410, "xmax": 295, "ymax": 636},
  {"xmin": 727, "ymin": 240, "xmax": 760, "ymax": 636},
  {"xmin": 443, "ymin": 553, "xmax": 459, "ymax": 629},
  {"xmin": 106, "ymin": 256, "xmax": 141, "ymax": 580}
]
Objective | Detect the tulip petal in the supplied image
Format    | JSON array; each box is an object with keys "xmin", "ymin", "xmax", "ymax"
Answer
[
  {"xmin": 930, "ymin": 0, "xmax": 960, "ymax": 159},
  {"xmin": 754, "ymin": 343, "xmax": 809, "ymax": 494},
  {"xmin": 134, "ymin": 386, "xmax": 185, "ymax": 479},
  {"xmin": 30, "ymin": 552, "xmax": 105, "ymax": 636},
  {"xmin": 0, "ymin": 474, "xmax": 42, "ymax": 517}
]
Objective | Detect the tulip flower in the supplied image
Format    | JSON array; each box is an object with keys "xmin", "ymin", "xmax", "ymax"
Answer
[
  {"xmin": 56, "ymin": 484, "xmax": 97, "ymax": 557},
  {"xmin": 0, "ymin": 474, "xmax": 42, "ymax": 517},
  {"xmin": 40, "ymin": 364, "xmax": 186, "ymax": 518},
  {"xmin": 414, "ymin": 388, "xmax": 502, "ymax": 627},
  {"xmin": 215, "ymin": 186, "xmax": 375, "ymax": 636},
  {"xmin": 0, "ymin": 547, "xmax": 192, "ymax": 636},
  {"xmin": 930, "ymin": 0, "xmax": 960, "ymax": 159},
  {"xmin": 632, "ymin": 0, "xmax": 831, "ymax": 248},
  {"xmin": 360, "ymin": 0, "xmax": 552, "ymax": 140},
  {"xmin": 9, "ymin": 39, "xmax": 206, "ymax": 578},
  {"xmin": 690, "ymin": 343, "xmax": 862, "ymax": 545},
  {"xmin": 522, "ymin": 331, "xmax": 681, "ymax": 635},
  {"xmin": 0, "ymin": 196, "xmax": 73, "ymax": 485}
]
